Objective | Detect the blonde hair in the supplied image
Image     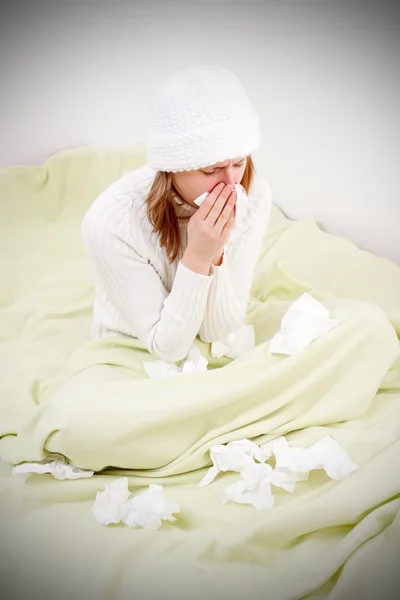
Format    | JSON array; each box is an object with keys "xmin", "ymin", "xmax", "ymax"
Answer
[{"xmin": 146, "ymin": 155, "xmax": 256, "ymax": 263}]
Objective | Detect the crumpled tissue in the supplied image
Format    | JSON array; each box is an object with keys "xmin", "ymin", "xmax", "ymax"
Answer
[
  {"xmin": 261, "ymin": 434, "xmax": 358, "ymax": 481},
  {"xmin": 194, "ymin": 182, "xmax": 249, "ymax": 231},
  {"xmin": 143, "ymin": 345, "xmax": 208, "ymax": 379},
  {"xmin": 211, "ymin": 323, "xmax": 255, "ymax": 359},
  {"xmin": 92, "ymin": 477, "xmax": 180, "ymax": 530},
  {"xmin": 269, "ymin": 293, "xmax": 339, "ymax": 355},
  {"xmin": 222, "ymin": 462, "xmax": 292, "ymax": 510},
  {"xmin": 12, "ymin": 460, "xmax": 94, "ymax": 482},
  {"xmin": 201, "ymin": 435, "xmax": 358, "ymax": 509},
  {"xmin": 199, "ymin": 439, "xmax": 270, "ymax": 487}
]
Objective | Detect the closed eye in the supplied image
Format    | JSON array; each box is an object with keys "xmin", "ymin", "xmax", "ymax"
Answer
[{"xmin": 203, "ymin": 161, "xmax": 245, "ymax": 176}]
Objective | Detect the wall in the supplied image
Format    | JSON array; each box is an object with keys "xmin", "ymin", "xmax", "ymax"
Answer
[{"xmin": 1, "ymin": 0, "xmax": 399, "ymax": 263}]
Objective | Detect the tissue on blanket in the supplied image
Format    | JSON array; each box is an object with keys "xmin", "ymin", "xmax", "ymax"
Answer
[
  {"xmin": 222, "ymin": 462, "xmax": 295, "ymax": 510},
  {"xmin": 269, "ymin": 293, "xmax": 339, "ymax": 355},
  {"xmin": 199, "ymin": 439, "xmax": 271, "ymax": 487},
  {"xmin": 122, "ymin": 484, "xmax": 180, "ymax": 530},
  {"xmin": 92, "ymin": 478, "xmax": 180, "ymax": 530},
  {"xmin": 202, "ymin": 435, "xmax": 358, "ymax": 510},
  {"xmin": 211, "ymin": 324, "xmax": 255, "ymax": 359},
  {"xmin": 222, "ymin": 477, "xmax": 275, "ymax": 510},
  {"xmin": 143, "ymin": 346, "xmax": 208, "ymax": 379},
  {"xmin": 194, "ymin": 182, "xmax": 249, "ymax": 230},
  {"xmin": 92, "ymin": 477, "xmax": 131, "ymax": 525},
  {"xmin": 12, "ymin": 460, "xmax": 94, "ymax": 482},
  {"xmin": 261, "ymin": 435, "xmax": 358, "ymax": 480}
]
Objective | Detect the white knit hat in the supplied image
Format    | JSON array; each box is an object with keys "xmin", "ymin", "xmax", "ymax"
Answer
[{"xmin": 146, "ymin": 65, "xmax": 261, "ymax": 172}]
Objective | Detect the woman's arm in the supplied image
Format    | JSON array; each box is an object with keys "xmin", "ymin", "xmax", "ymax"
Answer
[
  {"xmin": 198, "ymin": 178, "xmax": 272, "ymax": 343},
  {"xmin": 82, "ymin": 206, "xmax": 213, "ymax": 363}
]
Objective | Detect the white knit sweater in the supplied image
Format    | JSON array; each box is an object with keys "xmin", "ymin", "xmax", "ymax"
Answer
[{"xmin": 81, "ymin": 164, "xmax": 272, "ymax": 362}]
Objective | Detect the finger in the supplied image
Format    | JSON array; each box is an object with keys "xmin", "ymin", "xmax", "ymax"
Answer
[
  {"xmin": 221, "ymin": 206, "xmax": 236, "ymax": 238},
  {"xmin": 196, "ymin": 182, "xmax": 225, "ymax": 219},
  {"xmin": 205, "ymin": 186, "xmax": 234, "ymax": 225},
  {"xmin": 213, "ymin": 192, "xmax": 236, "ymax": 234}
]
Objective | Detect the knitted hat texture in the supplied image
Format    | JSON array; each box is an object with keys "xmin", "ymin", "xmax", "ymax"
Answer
[{"xmin": 146, "ymin": 65, "xmax": 261, "ymax": 172}]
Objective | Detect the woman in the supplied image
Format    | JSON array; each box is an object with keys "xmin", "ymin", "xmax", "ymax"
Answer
[{"xmin": 82, "ymin": 65, "xmax": 272, "ymax": 363}]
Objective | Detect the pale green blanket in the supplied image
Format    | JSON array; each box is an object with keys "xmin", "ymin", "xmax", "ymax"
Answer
[{"xmin": 1, "ymin": 147, "xmax": 400, "ymax": 600}]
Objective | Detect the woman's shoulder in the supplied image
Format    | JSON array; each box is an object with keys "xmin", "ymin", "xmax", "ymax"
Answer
[
  {"xmin": 86, "ymin": 163, "xmax": 156, "ymax": 213},
  {"xmin": 82, "ymin": 164, "xmax": 157, "ymax": 238}
]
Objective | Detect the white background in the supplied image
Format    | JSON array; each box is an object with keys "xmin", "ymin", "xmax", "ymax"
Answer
[{"xmin": 1, "ymin": 0, "xmax": 399, "ymax": 263}]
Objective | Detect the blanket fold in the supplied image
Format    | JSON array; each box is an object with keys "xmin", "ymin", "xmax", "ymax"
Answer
[{"xmin": 1, "ymin": 146, "xmax": 400, "ymax": 600}]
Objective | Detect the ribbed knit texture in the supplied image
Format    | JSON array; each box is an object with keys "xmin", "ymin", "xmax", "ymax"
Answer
[{"xmin": 81, "ymin": 164, "xmax": 272, "ymax": 362}]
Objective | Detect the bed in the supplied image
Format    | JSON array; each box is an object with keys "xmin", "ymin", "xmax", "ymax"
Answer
[{"xmin": 1, "ymin": 146, "xmax": 399, "ymax": 600}]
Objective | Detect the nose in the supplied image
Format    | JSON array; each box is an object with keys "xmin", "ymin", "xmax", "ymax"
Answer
[{"xmin": 220, "ymin": 167, "xmax": 236, "ymax": 188}]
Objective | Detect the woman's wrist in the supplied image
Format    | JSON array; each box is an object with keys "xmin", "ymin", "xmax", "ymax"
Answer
[{"xmin": 181, "ymin": 251, "xmax": 211, "ymax": 275}]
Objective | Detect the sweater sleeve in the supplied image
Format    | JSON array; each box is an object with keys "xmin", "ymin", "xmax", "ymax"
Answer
[
  {"xmin": 198, "ymin": 177, "xmax": 272, "ymax": 343},
  {"xmin": 81, "ymin": 201, "xmax": 213, "ymax": 363}
]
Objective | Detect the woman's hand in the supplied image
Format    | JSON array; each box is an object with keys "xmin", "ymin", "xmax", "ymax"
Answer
[{"xmin": 182, "ymin": 183, "xmax": 236, "ymax": 274}]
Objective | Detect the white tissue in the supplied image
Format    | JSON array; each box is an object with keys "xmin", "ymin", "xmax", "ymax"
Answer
[
  {"xmin": 201, "ymin": 435, "xmax": 358, "ymax": 510},
  {"xmin": 193, "ymin": 191, "xmax": 209, "ymax": 206},
  {"xmin": 261, "ymin": 435, "xmax": 358, "ymax": 480},
  {"xmin": 194, "ymin": 182, "xmax": 249, "ymax": 231},
  {"xmin": 199, "ymin": 439, "xmax": 271, "ymax": 487},
  {"xmin": 142, "ymin": 361, "xmax": 180, "ymax": 379},
  {"xmin": 222, "ymin": 477, "xmax": 275, "ymax": 510},
  {"xmin": 12, "ymin": 460, "xmax": 94, "ymax": 482},
  {"xmin": 92, "ymin": 478, "xmax": 180, "ymax": 530},
  {"xmin": 180, "ymin": 346, "xmax": 208, "ymax": 374},
  {"xmin": 92, "ymin": 477, "xmax": 131, "ymax": 525},
  {"xmin": 211, "ymin": 324, "xmax": 255, "ymax": 359},
  {"xmin": 143, "ymin": 346, "xmax": 208, "ymax": 379},
  {"xmin": 122, "ymin": 484, "xmax": 180, "ymax": 530},
  {"xmin": 269, "ymin": 293, "xmax": 339, "ymax": 355},
  {"xmin": 222, "ymin": 461, "xmax": 298, "ymax": 509}
]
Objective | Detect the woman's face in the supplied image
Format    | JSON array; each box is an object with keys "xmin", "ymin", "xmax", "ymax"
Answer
[{"xmin": 171, "ymin": 156, "xmax": 247, "ymax": 206}]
